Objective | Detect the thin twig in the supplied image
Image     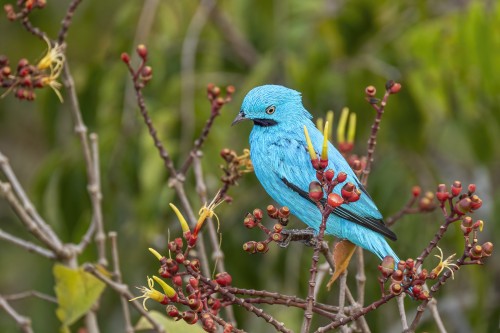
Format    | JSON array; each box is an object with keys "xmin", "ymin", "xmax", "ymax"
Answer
[
  {"xmin": 57, "ymin": 0, "xmax": 84, "ymax": 44},
  {"xmin": 355, "ymin": 246, "xmax": 366, "ymax": 306},
  {"xmin": 179, "ymin": 0, "xmax": 218, "ymax": 154},
  {"xmin": 0, "ymin": 229, "xmax": 56, "ymax": 259},
  {"xmin": 192, "ymin": 154, "xmax": 237, "ymax": 323},
  {"xmin": 62, "ymin": 63, "xmax": 108, "ymax": 266},
  {"xmin": 338, "ymin": 272, "xmax": 349, "ymax": 333},
  {"xmin": 360, "ymin": 89, "xmax": 391, "ymax": 186},
  {"xmin": 3, "ymin": 290, "xmax": 57, "ymax": 304},
  {"xmin": 188, "ymin": 266, "xmax": 292, "ymax": 333},
  {"xmin": 428, "ymin": 298, "xmax": 447, "ymax": 333},
  {"xmin": 207, "ymin": 312, "xmax": 247, "ymax": 333},
  {"xmin": 109, "ymin": 232, "xmax": 134, "ymax": 333},
  {"xmin": 0, "ymin": 181, "xmax": 66, "ymax": 257},
  {"xmin": 397, "ymin": 293, "xmax": 408, "ymax": 330},
  {"xmin": 209, "ymin": 5, "xmax": 259, "ymax": 67},
  {"xmin": 0, "ymin": 295, "xmax": 33, "ymax": 333},
  {"xmin": 90, "ymin": 133, "xmax": 106, "ymax": 266},
  {"xmin": 0, "ymin": 151, "xmax": 63, "ymax": 250},
  {"xmin": 84, "ymin": 264, "xmax": 165, "ymax": 333},
  {"xmin": 302, "ymin": 209, "xmax": 331, "ymax": 333}
]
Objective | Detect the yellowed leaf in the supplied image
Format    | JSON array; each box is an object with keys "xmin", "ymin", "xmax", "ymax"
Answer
[
  {"xmin": 53, "ymin": 263, "xmax": 106, "ymax": 330},
  {"xmin": 327, "ymin": 240, "xmax": 357, "ymax": 290}
]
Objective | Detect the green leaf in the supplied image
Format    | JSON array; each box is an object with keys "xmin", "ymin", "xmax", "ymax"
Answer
[
  {"xmin": 135, "ymin": 310, "xmax": 206, "ymax": 332},
  {"xmin": 53, "ymin": 263, "xmax": 106, "ymax": 330}
]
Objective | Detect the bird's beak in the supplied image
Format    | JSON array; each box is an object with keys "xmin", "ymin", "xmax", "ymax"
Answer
[{"xmin": 231, "ymin": 111, "xmax": 247, "ymax": 126}]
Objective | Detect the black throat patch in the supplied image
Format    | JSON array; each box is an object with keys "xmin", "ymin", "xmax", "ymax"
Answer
[{"xmin": 253, "ymin": 118, "xmax": 278, "ymax": 127}]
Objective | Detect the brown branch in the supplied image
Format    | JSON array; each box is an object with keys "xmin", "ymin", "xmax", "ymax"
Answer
[
  {"xmin": 188, "ymin": 267, "xmax": 292, "ymax": 333},
  {"xmin": 360, "ymin": 89, "xmax": 391, "ymax": 186},
  {"xmin": 57, "ymin": 0, "xmax": 84, "ymax": 44}
]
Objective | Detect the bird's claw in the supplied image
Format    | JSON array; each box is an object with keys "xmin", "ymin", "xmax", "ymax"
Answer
[{"xmin": 278, "ymin": 228, "xmax": 316, "ymax": 248}]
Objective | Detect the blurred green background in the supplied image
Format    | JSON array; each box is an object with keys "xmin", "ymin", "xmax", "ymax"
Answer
[{"xmin": 0, "ymin": 0, "xmax": 499, "ymax": 332}]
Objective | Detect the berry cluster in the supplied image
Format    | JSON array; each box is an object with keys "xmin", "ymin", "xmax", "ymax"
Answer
[
  {"xmin": 242, "ymin": 205, "xmax": 291, "ymax": 253},
  {"xmin": 0, "ymin": 51, "xmax": 62, "ymax": 101},
  {"xmin": 4, "ymin": 0, "xmax": 46, "ymax": 21},
  {"xmin": 378, "ymin": 180, "xmax": 492, "ymax": 300},
  {"xmin": 149, "ymin": 242, "xmax": 234, "ymax": 332},
  {"xmin": 219, "ymin": 148, "xmax": 253, "ymax": 187},
  {"xmin": 138, "ymin": 241, "xmax": 235, "ymax": 332},
  {"xmin": 121, "ymin": 45, "xmax": 153, "ymax": 88}
]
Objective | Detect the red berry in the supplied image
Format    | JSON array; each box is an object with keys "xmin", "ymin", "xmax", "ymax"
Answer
[
  {"xmin": 120, "ymin": 52, "xmax": 130, "ymax": 63},
  {"xmin": 324, "ymin": 169, "xmax": 335, "ymax": 182},
  {"xmin": 308, "ymin": 181, "xmax": 324, "ymax": 202},
  {"xmin": 136, "ymin": 44, "xmax": 148, "ymax": 59},
  {"xmin": 327, "ymin": 193, "xmax": 343, "ymax": 208},
  {"xmin": 336, "ymin": 172, "xmax": 347, "ymax": 183},
  {"xmin": 365, "ymin": 85, "xmax": 376, "ymax": 97}
]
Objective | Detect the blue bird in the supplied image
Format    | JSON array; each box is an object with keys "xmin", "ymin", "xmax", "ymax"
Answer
[{"xmin": 232, "ymin": 85, "xmax": 399, "ymax": 264}]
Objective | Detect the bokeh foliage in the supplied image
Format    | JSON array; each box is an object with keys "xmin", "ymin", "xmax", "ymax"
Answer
[{"xmin": 0, "ymin": 0, "xmax": 498, "ymax": 332}]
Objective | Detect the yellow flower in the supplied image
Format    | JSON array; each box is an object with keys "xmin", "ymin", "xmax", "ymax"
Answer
[
  {"xmin": 195, "ymin": 192, "xmax": 224, "ymax": 236},
  {"xmin": 129, "ymin": 276, "xmax": 167, "ymax": 311},
  {"xmin": 431, "ymin": 246, "xmax": 459, "ymax": 279},
  {"xmin": 37, "ymin": 37, "xmax": 65, "ymax": 102}
]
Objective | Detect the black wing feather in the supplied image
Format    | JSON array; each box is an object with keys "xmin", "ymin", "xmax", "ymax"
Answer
[{"xmin": 281, "ymin": 177, "xmax": 397, "ymax": 241}]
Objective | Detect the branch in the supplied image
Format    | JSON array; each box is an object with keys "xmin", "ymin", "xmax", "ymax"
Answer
[
  {"xmin": 0, "ymin": 228, "xmax": 56, "ymax": 259},
  {"xmin": 109, "ymin": 232, "xmax": 134, "ymax": 333},
  {"xmin": 83, "ymin": 263, "xmax": 165, "ymax": 333},
  {"xmin": 0, "ymin": 151, "xmax": 63, "ymax": 251},
  {"xmin": 188, "ymin": 267, "xmax": 292, "ymax": 333},
  {"xmin": 57, "ymin": 0, "xmax": 84, "ymax": 44},
  {"xmin": 0, "ymin": 295, "xmax": 33, "ymax": 333}
]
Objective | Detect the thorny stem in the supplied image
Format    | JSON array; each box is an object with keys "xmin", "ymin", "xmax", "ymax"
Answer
[{"xmin": 187, "ymin": 266, "xmax": 292, "ymax": 333}]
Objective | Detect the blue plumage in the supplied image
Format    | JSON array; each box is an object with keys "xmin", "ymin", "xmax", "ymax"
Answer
[{"xmin": 233, "ymin": 85, "xmax": 399, "ymax": 263}]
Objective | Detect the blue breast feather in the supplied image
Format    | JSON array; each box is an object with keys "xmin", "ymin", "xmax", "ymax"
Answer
[{"xmin": 249, "ymin": 119, "xmax": 399, "ymax": 261}]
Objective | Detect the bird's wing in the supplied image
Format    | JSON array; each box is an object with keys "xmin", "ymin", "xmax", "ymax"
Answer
[{"xmin": 271, "ymin": 128, "xmax": 397, "ymax": 241}]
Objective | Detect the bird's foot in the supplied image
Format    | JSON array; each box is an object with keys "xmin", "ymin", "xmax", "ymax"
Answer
[{"xmin": 278, "ymin": 228, "xmax": 316, "ymax": 248}]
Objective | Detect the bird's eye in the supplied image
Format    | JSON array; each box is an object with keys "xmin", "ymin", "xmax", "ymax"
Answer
[{"xmin": 265, "ymin": 105, "xmax": 276, "ymax": 115}]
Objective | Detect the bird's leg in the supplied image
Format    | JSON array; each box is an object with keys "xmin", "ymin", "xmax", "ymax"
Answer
[{"xmin": 278, "ymin": 228, "xmax": 316, "ymax": 248}]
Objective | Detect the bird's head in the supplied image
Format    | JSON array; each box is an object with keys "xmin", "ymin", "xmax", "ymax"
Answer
[{"xmin": 232, "ymin": 85, "xmax": 312, "ymax": 127}]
